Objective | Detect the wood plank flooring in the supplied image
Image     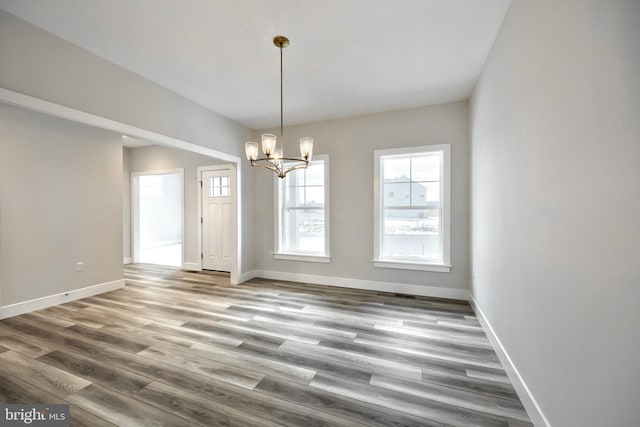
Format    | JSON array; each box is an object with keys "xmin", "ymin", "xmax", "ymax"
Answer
[{"xmin": 0, "ymin": 264, "xmax": 533, "ymax": 426}]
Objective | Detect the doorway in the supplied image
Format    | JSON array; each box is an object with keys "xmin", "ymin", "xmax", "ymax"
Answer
[
  {"xmin": 199, "ymin": 165, "xmax": 236, "ymax": 273},
  {"xmin": 132, "ymin": 169, "xmax": 184, "ymax": 267}
]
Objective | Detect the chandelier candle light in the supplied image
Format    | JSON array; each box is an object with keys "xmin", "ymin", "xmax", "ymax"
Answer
[{"xmin": 245, "ymin": 36, "xmax": 314, "ymax": 178}]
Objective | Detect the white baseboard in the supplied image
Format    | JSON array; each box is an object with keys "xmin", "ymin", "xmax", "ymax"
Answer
[
  {"xmin": 237, "ymin": 270, "xmax": 258, "ymax": 284},
  {"xmin": 250, "ymin": 270, "xmax": 469, "ymax": 300},
  {"xmin": 182, "ymin": 262, "xmax": 202, "ymax": 272},
  {"xmin": 470, "ymin": 296, "xmax": 550, "ymax": 427},
  {"xmin": 0, "ymin": 279, "xmax": 125, "ymax": 320},
  {"xmin": 123, "ymin": 257, "xmax": 133, "ymax": 265}
]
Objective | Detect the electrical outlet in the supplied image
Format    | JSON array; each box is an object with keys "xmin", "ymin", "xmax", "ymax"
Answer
[{"xmin": 76, "ymin": 262, "xmax": 84, "ymax": 272}]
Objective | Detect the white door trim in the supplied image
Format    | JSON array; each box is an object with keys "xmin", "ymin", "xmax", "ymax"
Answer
[
  {"xmin": 0, "ymin": 87, "xmax": 245, "ymax": 289},
  {"xmin": 197, "ymin": 164, "xmax": 240, "ymax": 284},
  {"xmin": 131, "ymin": 169, "xmax": 185, "ymax": 267}
]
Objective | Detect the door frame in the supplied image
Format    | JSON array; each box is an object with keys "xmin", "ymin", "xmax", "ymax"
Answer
[
  {"xmin": 197, "ymin": 164, "xmax": 239, "ymax": 284},
  {"xmin": 131, "ymin": 168, "xmax": 185, "ymax": 267}
]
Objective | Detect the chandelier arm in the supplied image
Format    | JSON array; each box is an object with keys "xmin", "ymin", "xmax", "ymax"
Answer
[
  {"xmin": 264, "ymin": 158, "xmax": 284, "ymax": 173},
  {"xmin": 283, "ymin": 161, "xmax": 311, "ymax": 175},
  {"xmin": 267, "ymin": 157, "xmax": 284, "ymax": 169},
  {"xmin": 250, "ymin": 160, "xmax": 283, "ymax": 175},
  {"xmin": 251, "ymin": 158, "xmax": 309, "ymax": 178}
]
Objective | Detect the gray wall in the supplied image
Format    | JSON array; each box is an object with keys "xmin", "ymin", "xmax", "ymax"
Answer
[
  {"xmin": 470, "ymin": 1, "xmax": 640, "ymax": 425},
  {"xmin": 0, "ymin": 9, "xmax": 255, "ymax": 276},
  {"xmin": 127, "ymin": 145, "xmax": 223, "ymax": 268},
  {"xmin": 0, "ymin": 103, "xmax": 122, "ymax": 306},
  {"xmin": 253, "ymin": 101, "xmax": 470, "ymax": 292}
]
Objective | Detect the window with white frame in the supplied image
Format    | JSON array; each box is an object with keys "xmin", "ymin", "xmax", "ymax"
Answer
[
  {"xmin": 373, "ymin": 145, "xmax": 451, "ymax": 272},
  {"xmin": 275, "ymin": 155, "xmax": 330, "ymax": 262}
]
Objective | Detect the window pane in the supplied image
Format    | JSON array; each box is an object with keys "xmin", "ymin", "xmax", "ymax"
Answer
[
  {"xmin": 410, "ymin": 182, "xmax": 427, "ymax": 206},
  {"xmin": 383, "ymin": 157, "xmax": 410, "ymax": 181},
  {"xmin": 284, "ymin": 186, "xmax": 306, "ymax": 208},
  {"xmin": 384, "ymin": 182, "xmax": 411, "ymax": 206},
  {"xmin": 305, "ymin": 161, "xmax": 324, "ymax": 185},
  {"xmin": 282, "ymin": 209, "xmax": 325, "ymax": 253},
  {"xmin": 412, "ymin": 154, "xmax": 441, "ymax": 181},
  {"xmin": 306, "ymin": 186, "xmax": 324, "ymax": 207},
  {"xmin": 208, "ymin": 177, "xmax": 214, "ymax": 197},
  {"xmin": 382, "ymin": 208, "xmax": 442, "ymax": 262},
  {"xmin": 411, "ymin": 182, "xmax": 440, "ymax": 206},
  {"xmin": 285, "ymin": 168, "xmax": 305, "ymax": 187}
]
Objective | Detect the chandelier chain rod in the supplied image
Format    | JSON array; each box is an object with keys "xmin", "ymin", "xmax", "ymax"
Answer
[{"xmin": 280, "ymin": 43, "xmax": 284, "ymax": 155}]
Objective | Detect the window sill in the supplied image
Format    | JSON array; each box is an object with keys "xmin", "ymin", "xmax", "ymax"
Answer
[
  {"xmin": 274, "ymin": 253, "xmax": 331, "ymax": 263},
  {"xmin": 372, "ymin": 259, "xmax": 451, "ymax": 272}
]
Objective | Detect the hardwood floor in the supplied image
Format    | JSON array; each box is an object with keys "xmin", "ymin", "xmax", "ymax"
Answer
[{"xmin": 0, "ymin": 264, "xmax": 532, "ymax": 426}]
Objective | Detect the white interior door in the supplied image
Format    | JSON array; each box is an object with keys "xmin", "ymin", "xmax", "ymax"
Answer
[{"xmin": 202, "ymin": 169, "xmax": 233, "ymax": 272}]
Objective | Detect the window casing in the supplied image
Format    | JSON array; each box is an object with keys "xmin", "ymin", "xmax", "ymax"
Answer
[
  {"xmin": 274, "ymin": 155, "xmax": 330, "ymax": 262},
  {"xmin": 373, "ymin": 145, "xmax": 451, "ymax": 272}
]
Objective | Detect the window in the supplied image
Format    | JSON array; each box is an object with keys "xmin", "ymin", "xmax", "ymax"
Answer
[
  {"xmin": 373, "ymin": 145, "xmax": 451, "ymax": 272},
  {"xmin": 208, "ymin": 176, "xmax": 230, "ymax": 197},
  {"xmin": 274, "ymin": 155, "xmax": 330, "ymax": 262}
]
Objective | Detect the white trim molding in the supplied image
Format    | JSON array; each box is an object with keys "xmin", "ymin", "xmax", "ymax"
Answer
[
  {"xmin": 373, "ymin": 144, "xmax": 452, "ymax": 272},
  {"xmin": 251, "ymin": 270, "xmax": 469, "ymax": 300},
  {"xmin": 274, "ymin": 155, "xmax": 331, "ymax": 260},
  {"xmin": 470, "ymin": 296, "xmax": 551, "ymax": 427},
  {"xmin": 373, "ymin": 259, "xmax": 452, "ymax": 272},
  {"xmin": 183, "ymin": 262, "xmax": 202, "ymax": 272},
  {"xmin": 237, "ymin": 270, "xmax": 258, "ymax": 284},
  {"xmin": 0, "ymin": 279, "xmax": 125, "ymax": 320},
  {"xmin": 123, "ymin": 257, "xmax": 133, "ymax": 265},
  {"xmin": 274, "ymin": 253, "xmax": 331, "ymax": 263}
]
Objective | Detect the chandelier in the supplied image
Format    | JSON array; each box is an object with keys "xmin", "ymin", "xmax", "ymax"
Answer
[{"xmin": 244, "ymin": 36, "xmax": 313, "ymax": 178}]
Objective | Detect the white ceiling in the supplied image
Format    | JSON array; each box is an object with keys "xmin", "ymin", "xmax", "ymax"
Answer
[{"xmin": 0, "ymin": 0, "xmax": 510, "ymax": 130}]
